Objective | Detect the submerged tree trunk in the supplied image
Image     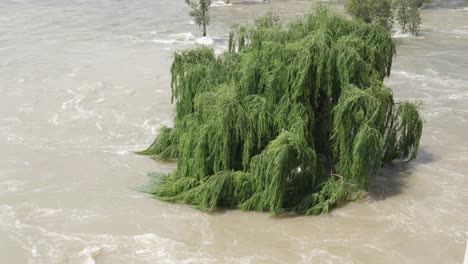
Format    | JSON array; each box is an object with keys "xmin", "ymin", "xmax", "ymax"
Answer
[
  {"xmin": 138, "ymin": 7, "xmax": 423, "ymax": 215},
  {"xmin": 401, "ymin": 5, "xmax": 407, "ymax": 31}
]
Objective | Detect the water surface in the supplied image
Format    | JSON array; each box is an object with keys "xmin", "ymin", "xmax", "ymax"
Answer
[{"xmin": 0, "ymin": 0, "xmax": 467, "ymax": 263}]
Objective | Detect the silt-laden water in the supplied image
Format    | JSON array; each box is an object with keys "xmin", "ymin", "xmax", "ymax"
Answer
[{"xmin": 0, "ymin": 0, "xmax": 467, "ymax": 263}]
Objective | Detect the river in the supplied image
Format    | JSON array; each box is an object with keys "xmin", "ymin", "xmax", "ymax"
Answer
[{"xmin": 0, "ymin": 0, "xmax": 467, "ymax": 263}]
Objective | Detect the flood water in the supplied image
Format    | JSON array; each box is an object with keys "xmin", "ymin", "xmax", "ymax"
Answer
[{"xmin": 0, "ymin": 0, "xmax": 467, "ymax": 263}]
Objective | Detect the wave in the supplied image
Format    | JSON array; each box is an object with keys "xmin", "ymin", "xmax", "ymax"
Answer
[
  {"xmin": 49, "ymin": 82, "xmax": 105, "ymax": 126},
  {"xmin": 80, "ymin": 246, "xmax": 102, "ymax": 264},
  {"xmin": 391, "ymin": 29, "xmax": 425, "ymax": 39},
  {"xmin": 151, "ymin": 33, "xmax": 215, "ymax": 46},
  {"xmin": 0, "ymin": 204, "xmax": 208, "ymax": 264},
  {"xmin": 123, "ymin": 31, "xmax": 222, "ymax": 47},
  {"xmin": 211, "ymin": 0, "xmax": 233, "ymax": 7},
  {"xmin": 0, "ymin": 180, "xmax": 24, "ymax": 192},
  {"xmin": 195, "ymin": 36, "xmax": 214, "ymax": 45},
  {"xmin": 392, "ymin": 69, "xmax": 468, "ymax": 89},
  {"xmin": 447, "ymin": 29, "xmax": 468, "ymax": 39}
]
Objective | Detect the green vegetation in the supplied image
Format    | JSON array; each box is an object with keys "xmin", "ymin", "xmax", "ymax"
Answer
[
  {"xmin": 346, "ymin": 0, "xmax": 425, "ymax": 36},
  {"xmin": 138, "ymin": 7, "xmax": 423, "ymax": 215},
  {"xmin": 394, "ymin": 0, "xmax": 422, "ymax": 35},
  {"xmin": 344, "ymin": 0, "xmax": 394, "ymax": 29},
  {"xmin": 394, "ymin": 0, "xmax": 410, "ymax": 31},
  {"xmin": 407, "ymin": 0, "xmax": 422, "ymax": 35},
  {"xmin": 186, "ymin": 0, "xmax": 211, "ymax": 37}
]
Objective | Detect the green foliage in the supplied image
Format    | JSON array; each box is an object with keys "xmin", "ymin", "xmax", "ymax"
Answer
[
  {"xmin": 345, "ymin": 0, "xmax": 394, "ymax": 29},
  {"xmin": 394, "ymin": 0, "xmax": 409, "ymax": 31},
  {"xmin": 136, "ymin": 126, "xmax": 178, "ymax": 160},
  {"xmin": 394, "ymin": 0, "xmax": 422, "ymax": 35},
  {"xmin": 407, "ymin": 0, "xmax": 422, "ymax": 35},
  {"xmin": 139, "ymin": 7, "xmax": 423, "ymax": 215},
  {"xmin": 293, "ymin": 177, "xmax": 350, "ymax": 215},
  {"xmin": 186, "ymin": 0, "xmax": 211, "ymax": 37}
]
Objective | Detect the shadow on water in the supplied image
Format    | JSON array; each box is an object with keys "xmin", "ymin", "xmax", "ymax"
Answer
[{"xmin": 368, "ymin": 146, "xmax": 435, "ymax": 200}]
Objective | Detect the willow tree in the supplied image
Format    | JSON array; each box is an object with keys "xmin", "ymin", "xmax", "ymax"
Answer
[
  {"xmin": 138, "ymin": 7, "xmax": 423, "ymax": 215},
  {"xmin": 186, "ymin": 0, "xmax": 211, "ymax": 37}
]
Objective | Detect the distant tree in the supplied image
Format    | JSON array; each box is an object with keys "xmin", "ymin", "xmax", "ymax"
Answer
[
  {"xmin": 186, "ymin": 0, "xmax": 211, "ymax": 37},
  {"xmin": 395, "ymin": 0, "xmax": 422, "ymax": 35},
  {"xmin": 394, "ymin": 0, "xmax": 409, "ymax": 31},
  {"xmin": 345, "ymin": 0, "xmax": 393, "ymax": 30},
  {"xmin": 407, "ymin": 0, "xmax": 422, "ymax": 35}
]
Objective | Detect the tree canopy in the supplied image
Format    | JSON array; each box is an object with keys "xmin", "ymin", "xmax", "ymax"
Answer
[
  {"xmin": 138, "ymin": 7, "xmax": 423, "ymax": 215},
  {"xmin": 345, "ymin": 0, "xmax": 394, "ymax": 29}
]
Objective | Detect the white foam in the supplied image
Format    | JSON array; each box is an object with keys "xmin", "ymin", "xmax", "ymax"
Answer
[
  {"xmin": 171, "ymin": 32, "xmax": 195, "ymax": 41},
  {"xmin": 125, "ymin": 31, "xmax": 217, "ymax": 46},
  {"xmin": 392, "ymin": 29, "xmax": 424, "ymax": 39},
  {"xmin": 392, "ymin": 69, "xmax": 468, "ymax": 89},
  {"xmin": 49, "ymin": 114, "xmax": 59, "ymax": 126},
  {"xmin": 65, "ymin": 67, "xmax": 80, "ymax": 77},
  {"xmin": 195, "ymin": 36, "xmax": 214, "ymax": 45},
  {"xmin": 453, "ymin": 7, "xmax": 468, "ymax": 12},
  {"xmin": 148, "ymin": 32, "xmax": 196, "ymax": 45},
  {"xmin": 18, "ymin": 104, "xmax": 33, "ymax": 114},
  {"xmin": 449, "ymin": 29, "xmax": 468, "ymax": 38},
  {"xmin": 115, "ymin": 150, "xmax": 130, "ymax": 155},
  {"xmin": 51, "ymin": 82, "xmax": 106, "ymax": 126},
  {"xmin": 0, "ymin": 205, "xmax": 215, "ymax": 264},
  {"xmin": 96, "ymin": 122, "xmax": 103, "ymax": 131},
  {"xmin": 5, "ymin": 133, "xmax": 23, "ymax": 144},
  {"xmin": 80, "ymin": 246, "xmax": 101, "ymax": 264},
  {"xmin": 31, "ymin": 245, "xmax": 38, "ymax": 257},
  {"xmin": 0, "ymin": 180, "xmax": 24, "ymax": 192},
  {"xmin": 25, "ymin": 205, "xmax": 63, "ymax": 218},
  {"xmin": 150, "ymin": 39, "xmax": 178, "ymax": 44},
  {"xmin": 211, "ymin": 0, "xmax": 233, "ymax": 7}
]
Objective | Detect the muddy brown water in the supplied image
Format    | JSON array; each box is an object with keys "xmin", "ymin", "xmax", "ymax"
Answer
[{"xmin": 0, "ymin": 0, "xmax": 467, "ymax": 263}]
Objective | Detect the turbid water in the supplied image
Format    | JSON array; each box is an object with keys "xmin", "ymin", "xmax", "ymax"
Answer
[{"xmin": 0, "ymin": 0, "xmax": 467, "ymax": 263}]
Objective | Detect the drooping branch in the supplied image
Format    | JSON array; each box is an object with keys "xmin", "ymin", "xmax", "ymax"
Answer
[{"xmin": 139, "ymin": 7, "xmax": 423, "ymax": 215}]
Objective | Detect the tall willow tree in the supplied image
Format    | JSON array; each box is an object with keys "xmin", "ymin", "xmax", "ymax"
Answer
[{"xmin": 138, "ymin": 7, "xmax": 423, "ymax": 215}]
